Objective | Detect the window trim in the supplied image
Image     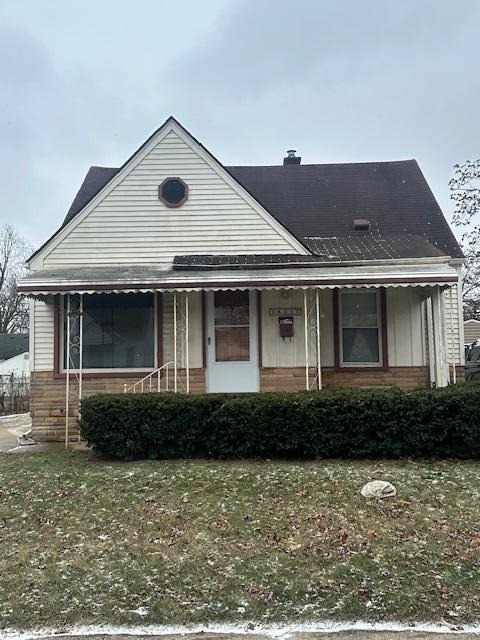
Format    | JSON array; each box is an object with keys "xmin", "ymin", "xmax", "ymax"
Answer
[
  {"xmin": 333, "ymin": 288, "xmax": 388, "ymax": 371},
  {"xmin": 54, "ymin": 293, "xmax": 162, "ymax": 378}
]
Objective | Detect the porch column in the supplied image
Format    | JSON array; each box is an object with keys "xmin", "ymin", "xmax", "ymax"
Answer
[
  {"xmin": 303, "ymin": 289, "xmax": 309, "ymax": 389},
  {"xmin": 426, "ymin": 296, "xmax": 436, "ymax": 387},
  {"xmin": 315, "ymin": 289, "xmax": 322, "ymax": 390},
  {"xmin": 173, "ymin": 292, "xmax": 178, "ymax": 393},
  {"xmin": 431, "ymin": 287, "xmax": 449, "ymax": 387},
  {"xmin": 185, "ymin": 291, "xmax": 190, "ymax": 393},
  {"xmin": 303, "ymin": 288, "xmax": 322, "ymax": 390}
]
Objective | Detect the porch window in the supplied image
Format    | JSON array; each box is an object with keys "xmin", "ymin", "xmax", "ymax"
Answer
[
  {"xmin": 63, "ymin": 293, "xmax": 155, "ymax": 370},
  {"xmin": 339, "ymin": 290, "xmax": 382, "ymax": 366}
]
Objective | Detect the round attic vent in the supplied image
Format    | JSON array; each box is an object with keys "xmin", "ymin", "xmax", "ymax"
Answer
[{"xmin": 158, "ymin": 177, "xmax": 188, "ymax": 208}]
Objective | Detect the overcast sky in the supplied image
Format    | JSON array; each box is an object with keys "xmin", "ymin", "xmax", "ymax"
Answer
[{"xmin": 1, "ymin": 0, "xmax": 479, "ymax": 246}]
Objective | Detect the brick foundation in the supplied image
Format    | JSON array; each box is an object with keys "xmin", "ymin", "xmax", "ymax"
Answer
[
  {"xmin": 31, "ymin": 365, "xmax": 460, "ymax": 442},
  {"xmin": 30, "ymin": 369, "xmax": 206, "ymax": 442},
  {"xmin": 260, "ymin": 366, "xmax": 430, "ymax": 392}
]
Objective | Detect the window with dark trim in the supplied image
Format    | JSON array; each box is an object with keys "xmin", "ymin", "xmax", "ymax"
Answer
[
  {"xmin": 63, "ymin": 293, "xmax": 155, "ymax": 370},
  {"xmin": 339, "ymin": 290, "xmax": 382, "ymax": 366}
]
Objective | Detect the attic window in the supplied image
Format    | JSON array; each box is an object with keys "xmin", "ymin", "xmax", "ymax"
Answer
[
  {"xmin": 159, "ymin": 177, "xmax": 188, "ymax": 208},
  {"xmin": 353, "ymin": 218, "xmax": 370, "ymax": 231}
]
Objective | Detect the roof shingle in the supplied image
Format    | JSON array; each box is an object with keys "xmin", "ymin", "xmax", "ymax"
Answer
[{"xmin": 60, "ymin": 159, "xmax": 462, "ymax": 262}]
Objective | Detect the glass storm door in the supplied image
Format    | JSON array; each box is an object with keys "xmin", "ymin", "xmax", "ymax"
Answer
[{"xmin": 206, "ymin": 290, "xmax": 259, "ymax": 392}]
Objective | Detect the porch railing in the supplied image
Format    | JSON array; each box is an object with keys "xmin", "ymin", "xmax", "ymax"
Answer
[{"xmin": 123, "ymin": 361, "xmax": 177, "ymax": 394}]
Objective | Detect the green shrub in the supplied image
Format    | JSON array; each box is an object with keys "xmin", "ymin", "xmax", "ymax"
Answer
[{"xmin": 79, "ymin": 383, "xmax": 480, "ymax": 460}]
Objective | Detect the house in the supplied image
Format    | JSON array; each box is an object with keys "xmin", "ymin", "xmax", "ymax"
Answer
[
  {"xmin": 0, "ymin": 333, "xmax": 29, "ymax": 378},
  {"xmin": 18, "ymin": 117, "xmax": 465, "ymax": 443},
  {"xmin": 464, "ymin": 319, "xmax": 480, "ymax": 345},
  {"xmin": 0, "ymin": 352, "xmax": 30, "ymax": 379}
]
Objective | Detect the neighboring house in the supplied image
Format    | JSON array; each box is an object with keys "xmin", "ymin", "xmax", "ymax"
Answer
[
  {"xmin": 0, "ymin": 352, "xmax": 30, "ymax": 378},
  {"xmin": 18, "ymin": 117, "xmax": 465, "ymax": 443},
  {"xmin": 0, "ymin": 333, "xmax": 29, "ymax": 362},
  {"xmin": 464, "ymin": 319, "xmax": 480, "ymax": 345},
  {"xmin": 0, "ymin": 334, "xmax": 29, "ymax": 378}
]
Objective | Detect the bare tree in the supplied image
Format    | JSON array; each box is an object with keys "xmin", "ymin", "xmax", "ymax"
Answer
[
  {"xmin": 449, "ymin": 159, "xmax": 480, "ymax": 319},
  {"xmin": 0, "ymin": 225, "xmax": 31, "ymax": 333}
]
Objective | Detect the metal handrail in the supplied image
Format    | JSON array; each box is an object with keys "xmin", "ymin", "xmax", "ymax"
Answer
[{"xmin": 123, "ymin": 361, "xmax": 175, "ymax": 394}]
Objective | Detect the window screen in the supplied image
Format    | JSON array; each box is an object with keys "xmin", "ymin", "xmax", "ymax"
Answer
[{"xmin": 64, "ymin": 293, "xmax": 154, "ymax": 369}]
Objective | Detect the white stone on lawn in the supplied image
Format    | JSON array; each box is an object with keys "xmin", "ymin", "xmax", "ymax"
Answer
[{"xmin": 361, "ymin": 480, "xmax": 397, "ymax": 499}]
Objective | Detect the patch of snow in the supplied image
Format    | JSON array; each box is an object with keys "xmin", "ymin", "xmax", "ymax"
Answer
[{"xmin": 2, "ymin": 620, "xmax": 480, "ymax": 640}]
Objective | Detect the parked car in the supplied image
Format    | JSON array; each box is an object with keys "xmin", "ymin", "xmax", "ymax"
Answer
[{"xmin": 465, "ymin": 340, "xmax": 480, "ymax": 381}]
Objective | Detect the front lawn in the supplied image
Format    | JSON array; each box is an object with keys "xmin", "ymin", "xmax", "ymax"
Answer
[{"xmin": 0, "ymin": 452, "xmax": 479, "ymax": 629}]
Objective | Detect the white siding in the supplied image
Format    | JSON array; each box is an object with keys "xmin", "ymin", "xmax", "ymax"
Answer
[
  {"xmin": 443, "ymin": 285, "xmax": 463, "ymax": 366},
  {"xmin": 261, "ymin": 290, "xmax": 334, "ymax": 368},
  {"xmin": 465, "ymin": 320, "xmax": 480, "ymax": 344},
  {"xmin": 162, "ymin": 292, "xmax": 203, "ymax": 368},
  {"xmin": 386, "ymin": 288, "xmax": 425, "ymax": 366},
  {"xmin": 262, "ymin": 288, "xmax": 428, "ymax": 369},
  {"xmin": 43, "ymin": 129, "xmax": 303, "ymax": 268},
  {"xmin": 31, "ymin": 298, "xmax": 55, "ymax": 371}
]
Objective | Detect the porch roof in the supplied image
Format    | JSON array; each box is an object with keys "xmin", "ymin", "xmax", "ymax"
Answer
[{"xmin": 18, "ymin": 261, "xmax": 459, "ymax": 297}]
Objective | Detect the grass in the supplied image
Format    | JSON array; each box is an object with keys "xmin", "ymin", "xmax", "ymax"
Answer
[{"xmin": 0, "ymin": 452, "xmax": 479, "ymax": 629}]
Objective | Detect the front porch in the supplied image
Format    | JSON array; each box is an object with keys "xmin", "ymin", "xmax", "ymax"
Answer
[{"xmin": 22, "ymin": 261, "xmax": 464, "ymax": 444}]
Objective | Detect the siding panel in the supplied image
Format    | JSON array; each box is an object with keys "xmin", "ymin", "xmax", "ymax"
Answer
[
  {"xmin": 32, "ymin": 299, "xmax": 55, "ymax": 372},
  {"xmin": 44, "ymin": 130, "xmax": 302, "ymax": 268}
]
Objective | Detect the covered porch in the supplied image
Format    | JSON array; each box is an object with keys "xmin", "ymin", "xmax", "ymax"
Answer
[{"xmin": 20, "ymin": 259, "xmax": 463, "ymax": 444}]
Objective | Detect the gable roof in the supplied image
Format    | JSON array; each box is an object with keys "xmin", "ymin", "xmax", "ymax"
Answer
[
  {"xmin": 0, "ymin": 333, "xmax": 29, "ymax": 361},
  {"xmin": 61, "ymin": 160, "xmax": 462, "ymax": 262},
  {"xmin": 32, "ymin": 118, "xmax": 463, "ymax": 265}
]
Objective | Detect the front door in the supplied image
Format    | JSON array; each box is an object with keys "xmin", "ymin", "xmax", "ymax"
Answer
[{"xmin": 206, "ymin": 290, "xmax": 259, "ymax": 392}]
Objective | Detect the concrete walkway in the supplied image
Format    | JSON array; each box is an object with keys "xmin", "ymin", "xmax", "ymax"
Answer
[{"xmin": 0, "ymin": 413, "xmax": 31, "ymax": 451}]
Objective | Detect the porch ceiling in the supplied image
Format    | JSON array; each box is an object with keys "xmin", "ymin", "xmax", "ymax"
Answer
[{"xmin": 18, "ymin": 262, "xmax": 459, "ymax": 297}]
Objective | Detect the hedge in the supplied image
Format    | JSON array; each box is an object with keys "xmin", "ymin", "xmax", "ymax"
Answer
[{"xmin": 79, "ymin": 383, "xmax": 480, "ymax": 460}]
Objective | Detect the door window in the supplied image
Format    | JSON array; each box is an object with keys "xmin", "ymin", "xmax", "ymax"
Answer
[{"xmin": 214, "ymin": 291, "xmax": 250, "ymax": 362}]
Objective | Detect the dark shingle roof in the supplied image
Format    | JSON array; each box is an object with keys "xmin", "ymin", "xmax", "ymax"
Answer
[
  {"xmin": 64, "ymin": 166, "xmax": 119, "ymax": 228},
  {"xmin": 0, "ymin": 334, "xmax": 29, "ymax": 361},
  {"xmin": 60, "ymin": 159, "xmax": 462, "ymax": 262},
  {"xmin": 228, "ymin": 161, "xmax": 462, "ymax": 259}
]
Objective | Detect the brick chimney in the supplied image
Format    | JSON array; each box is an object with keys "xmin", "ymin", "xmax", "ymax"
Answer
[{"xmin": 283, "ymin": 149, "xmax": 301, "ymax": 165}]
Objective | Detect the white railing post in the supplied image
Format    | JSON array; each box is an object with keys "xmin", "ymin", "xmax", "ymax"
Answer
[
  {"xmin": 78, "ymin": 294, "xmax": 83, "ymax": 426},
  {"xmin": 173, "ymin": 292, "xmax": 178, "ymax": 393},
  {"xmin": 304, "ymin": 289, "xmax": 309, "ymax": 390},
  {"xmin": 315, "ymin": 289, "xmax": 322, "ymax": 390},
  {"xmin": 65, "ymin": 294, "xmax": 70, "ymax": 448},
  {"xmin": 185, "ymin": 292, "xmax": 190, "ymax": 394}
]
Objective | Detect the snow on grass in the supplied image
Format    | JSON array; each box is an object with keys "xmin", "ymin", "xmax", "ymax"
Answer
[
  {"xmin": 3, "ymin": 620, "xmax": 480, "ymax": 640},
  {"xmin": 0, "ymin": 452, "xmax": 479, "ymax": 630}
]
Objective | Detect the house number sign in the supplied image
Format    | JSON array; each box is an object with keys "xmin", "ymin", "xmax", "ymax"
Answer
[{"xmin": 269, "ymin": 307, "xmax": 302, "ymax": 316}]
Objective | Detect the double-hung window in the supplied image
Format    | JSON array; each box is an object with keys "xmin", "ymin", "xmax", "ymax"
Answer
[{"xmin": 339, "ymin": 290, "xmax": 382, "ymax": 366}]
